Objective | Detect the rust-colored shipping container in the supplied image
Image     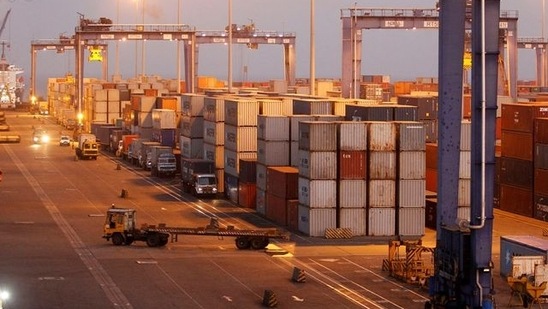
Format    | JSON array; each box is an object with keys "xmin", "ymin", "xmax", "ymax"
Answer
[
  {"xmin": 339, "ymin": 150, "xmax": 367, "ymax": 179},
  {"xmin": 501, "ymin": 103, "xmax": 548, "ymax": 133},
  {"xmin": 533, "ymin": 194, "xmax": 548, "ymax": 222},
  {"xmin": 267, "ymin": 166, "xmax": 299, "ymax": 199},
  {"xmin": 144, "ymin": 88, "xmax": 158, "ymax": 97},
  {"xmin": 499, "ymin": 156, "xmax": 533, "ymax": 189},
  {"xmin": 463, "ymin": 94, "xmax": 472, "ymax": 119},
  {"xmin": 287, "ymin": 199, "xmax": 299, "ymax": 231},
  {"xmin": 155, "ymin": 97, "xmax": 178, "ymax": 111},
  {"xmin": 426, "ymin": 168, "xmax": 437, "ymax": 192},
  {"xmin": 535, "ymin": 168, "xmax": 548, "ymax": 196},
  {"xmin": 535, "ymin": 117, "xmax": 548, "ymax": 144},
  {"xmin": 266, "ymin": 193, "xmax": 287, "ymax": 226},
  {"xmin": 501, "ymin": 130, "xmax": 533, "ymax": 161},
  {"xmin": 426, "ymin": 143, "xmax": 438, "ymax": 170},
  {"xmin": 238, "ymin": 182, "xmax": 256, "ymax": 209},
  {"xmin": 238, "ymin": 158, "xmax": 257, "ymax": 184},
  {"xmin": 500, "ymin": 184, "xmax": 533, "ymax": 217}
]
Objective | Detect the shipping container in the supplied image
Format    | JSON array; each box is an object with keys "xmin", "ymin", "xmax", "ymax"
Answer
[
  {"xmin": 238, "ymin": 182, "xmax": 256, "ymax": 208},
  {"xmin": 337, "ymin": 121, "xmax": 368, "ymax": 151},
  {"xmin": 258, "ymin": 99, "xmax": 287, "ymax": 116},
  {"xmin": 266, "ymin": 193, "xmax": 288, "ymax": 226},
  {"xmin": 501, "ymin": 130, "xmax": 533, "ymax": 161},
  {"xmin": 298, "ymin": 150, "xmax": 337, "ymax": 180},
  {"xmin": 137, "ymin": 111, "xmax": 153, "ymax": 128},
  {"xmin": 287, "ymin": 199, "xmax": 299, "ymax": 231},
  {"xmin": 459, "ymin": 151, "xmax": 471, "ymax": 179},
  {"xmin": 500, "ymin": 183, "xmax": 533, "ymax": 217},
  {"xmin": 369, "ymin": 151, "xmax": 397, "ymax": 180},
  {"xmin": 399, "ymin": 151, "xmax": 426, "ymax": 180},
  {"xmin": 256, "ymin": 163, "xmax": 267, "ymax": 191},
  {"xmin": 460, "ymin": 120, "xmax": 472, "ymax": 151},
  {"xmin": 368, "ymin": 121, "xmax": 397, "ymax": 151},
  {"xmin": 131, "ymin": 95, "xmax": 156, "ymax": 111},
  {"xmin": 257, "ymin": 140, "xmax": 290, "ymax": 166},
  {"xmin": 151, "ymin": 128, "xmax": 177, "ymax": 148},
  {"xmin": 339, "ymin": 179, "xmax": 367, "ymax": 208},
  {"xmin": 203, "ymin": 142, "xmax": 224, "ymax": 169},
  {"xmin": 339, "ymin": 151, "xmax": 367, "ymax": 179},
  {"xmin": 534, "ymin": 194, "xmax": 548, "ymax": 222},
  {"xmin": 203, "ymin": 96, "xmax": 225, "ymax": 122},
  {"xmin": 152, "ymin": 109, "xmax": 177, "ymax": 129},
  {"xmin": 267, "ymin": 166, "xmax": 299, "ymax": 199},
  {"xmin": 298, "ymin": 121, "xmax": 338, "ymax": 151},
  {"xmin": 289, "ymin": 115, "xmax": 317, "ymax": 141},
  {"xmin": 256, "ymin": 188, "xmax": 266, "ymax": 215},
  {"xmin": 344, "ymin": 105, "xmax": 393, "ymax": 121},
  {"xmin": 399, "ymin": 179, "xmax": 426, "ymax": 208},
  {"xmin": 181, "ymin": 115, "xmax": 204, "ymax": 138},
  {"xmin": 395, "ymin": 121, "xmax": 425, "ymax": 151},
  {"xmin": 369, "ymin": 180, "xmax": 396, "ymax": 207},
  {"xmin": 224, "ymin": 124, "xmax": 257, "ymax": 152},
  {"xmin": 225, "ymin": 99, "xmax": 260, "ymax": 127},
  {"xmin": 181, "ymin": 93, "xmax": 205, "ymax": 117},
  {"xmin": 203, "ymin": 120, "xmax": 224, "ymax": 146},
  {"xmin": 290, "ymin": 140, "xmax": 300, "ymax": 167},
  {"xmin": 535, "ymin": 117, "xmax": 548, "ymax": 144},
  {"xmin": 179, "ymin": 135, "xmax": 203, "ymax": 159},
  {"xmin": 535, "ymin": 143, "xmax": 548, "ymax": 170},
  {"xmin": 257, "ymin": 115, "xmax": 290, "ymax": 141},
  {"xmin": 339, "ymin": 208, "xmax": 366, "ymax": 236},
  {"xmin": 224, "ymin": 149, "xmax": 257, "ymax": 177},
  {"xmin": 368, "ymin": 207, "xmax": 396, "ymax": 236},
  {"xmin": 398, "ymin": 207, "xmax": 425, "ymax": 237},
  {"xmin": 396, "ymin": 95, "xmax": 438, "ymax": 120},
  {"xmin": 293, "ymin": 98, "xmax": 333, "ymax": 115},
  {"xmin": 298, "ymin": 177, "xmax": 337, "ymax": 208},
  {"xmin": 298, "ymin": 205, "xmax": 337, "ymax": 237},
  {"xmin": 501, "ymin": 103, "xmax": 548, "ymax": 133},
  {"xmin": 239, "ymin": 158, "xmax": 257, "ymax": 184},
  {"xmin": 500, "ymin": 235, "xmax": 548, "ymax": 277},
  {"xmin": 500, "ymin": 156, "xmax": 534, "ymax": 188},
  {"xmin": 155, "ymin": 96, "xmax": 179, "ymax": 111},
  {"xmin": 425, "ymin": 198, "xmax": 437, "ymax": 229},
  {"xmin": 422, "ymin": 119, "xmax": 438, "ymax": 143},
  {"xmin": 224, "ymin": 173, "xmax": 239, "ymax": 204},
  {"xmin": 393, "ymin": 105, "xmax": 418, "ymax": 121}
]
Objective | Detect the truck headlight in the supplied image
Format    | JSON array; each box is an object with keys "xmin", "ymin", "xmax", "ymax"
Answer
[
  {"xmin": 212, "ymin": 188, "xmax": 218, "ymax": 193},
  {"xmin": 197, "ymin": 187, "xmax": 203, "ymax": 192}
]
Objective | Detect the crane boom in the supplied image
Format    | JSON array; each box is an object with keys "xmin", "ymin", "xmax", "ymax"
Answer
[{"xmin": 0, "ymin": 9, "xmax": 11, "ymax": 39}]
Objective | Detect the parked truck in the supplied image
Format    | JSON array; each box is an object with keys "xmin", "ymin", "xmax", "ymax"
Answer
[
  {"xmin": 120, "ymin": 134, "xmax": 139, "ymax": 159},
  {"xmin": 128, "ymin": 138, "xmax": 147, "ymax": 165},
  {"xmin": 75, "ymin": 133, "xmax": 99, "ymax": 160},
  {"xmin": 140, "ymin": 141, "xmax": 161, "ymax": 169},
  {"xmin": 181, "ymin": 158, "xmax": 218, "ymax": 197},
  {"xmin": 103, "ymin": 206, "xmax": 289, "ymax": 248},
  {"xmin": 149, "ymin": 146, "xmax": 177, "ymax": 177}
]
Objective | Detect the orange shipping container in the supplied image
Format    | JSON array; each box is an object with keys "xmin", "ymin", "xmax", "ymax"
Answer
[
  {"xmin": 267, "ymin": 166, "xmax": 299, "ymax": 199},
  {"xmin": 156, "ymin": 97, "xmax": 178, "ymax": 111},
  {"xmin": 266, "ymin": 193, "xmax": 287, "ymax": 226},
  {"xmin": 339, "ymin": 150, "xmax": 367, "ymax": 179},
  {"xmin": 287, "ymin": 199, "xmax": 299, "ymax": 231},
  {"xmin": 426, "ymin": 168, "xmax": 437, "ymax": 192},
  {"xmin": 501, "ymin": 130, "xmax": 533, "ymax": 161},
  {"xmin": 144, "ymin": 88, "xmax": 158, "ymax": 97},
  {"xmin": 238, "ymin": 182, "xmax": 256, "ymax": 209}
]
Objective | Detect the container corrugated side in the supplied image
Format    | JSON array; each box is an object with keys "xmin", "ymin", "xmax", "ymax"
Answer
[
  {"xmin": 203, "ymin": 96, "xmax": 225, "ymax": 122},
  {"xmin": 267, "ymin": 166, "xmax": 299, "ymax": 199},
  {"xmin": 339, "ymin": 180, "xmax": 367, "ymax": 208},
  {"xmin": 500, "ymin": 235, "xmax": 548, "ymax": 277},
  {"xmin": 535, "ymin": 170, "xmax": 548, "ymax": 196},
  {"xmin": 203, "ymin": 120, "xmax": 224, "ymax": 146},
  {"xmin": 138, "ymin": 111, "xmax": 153, "ymax": 128},
  {"xmin": 339, "ymin": 151, "xmax": 367, "ymax": 179},
  {"xmin": 203, "ymin": 142, "xmax": 224, "ymax": 169},
  {"xmin": 535, "ymin": 117, "xmax": 548, "ymax": 144},
  {"xmin": 396, "ymin": 121, "xmax": 425, "ymax": 151},
  {"xmin": 180, "ymin": 115, "xmax": 204, "ymax": 138},
  {"xmin": 293, "ymin": 99, "xmax": 333, "ymax": 115},
  {"xmin": 459, "ymin": 151, "xmax": 471, "ymax": 179},
  {"xmin": 460, "ymin": 120, "xmax": 472, "ymax": 151},
  {"xmin": 501, "ymin": 103, "xmax": 548, "ymax": 133},
  {"xmin": 398, "ymin": 179, "xmax": 426, "ymax": 208},
  {"xmin": 180, "ymin": 136, "xmax": 203, "ymax": 159},
  {"xmin": 368, "ymin": 121, "xmax": 396, "ymax": 151},
  {"xmin": 369, "ymin": 151, "xmax": 396, "ymax": 180},
  {"xmin": 298, "ymin": 177, "xmax": 336, "ymax": 208},
  {"xmin": 256, "ymin": 163, "xmax": 267, "ymax": 191},
  {"xmin": 398, "ymin": 207, "xmax": 425, "ymax": 237},
  {"xmin": 298, "ymin": 121, "xmax": 338, "ymax": 151},
  {"xmin": 224, "ymin": 149, "xmax": 257, "ymax": 177},
  {"xmin": 266, "ymin": 193, "xmax": 288, "ymax": 226},
  {"xmin": 291, "ymin": 141, "xmax": 299, "ymax": 167},
  {"xmin": 337, "ymin": 121, "xmax": 368, "ymax": 151},
  {"xmin": 257, "ymin": 115, "xmax": 290, "ymax": 141},
  {"xmin": 458, "ymin": 179, "xmax": 471, "ymax": 207},
  {"xmin": 259, "ymin": 99, "xmax": 286, "ymax": 116},
  {"xmin": 399, "ymin": 151, "xmax": 425, "ymax": 180},
  {"xmin": 368, "ymin": 207, "xmax": 396, "ymax": 236},
  {"xmin": 181, "ymin": 93, "xmax": 205, "ymax": 117},
  {"xmin": 339, "ymin": 208, "xmax": 366, "ymax": 236},
  {"xmin": 457, "ymin": 206, "xmax": 470, "ymax": 221},
  {"xmin": 290, "ymin": 115, "xmax": 316, "ymax": 141},
  {"xmin": 152, "ymin": 109, "xmax": 177, "ymax": 129},
  {"xmin": 298, "ymin": 150, "xmax": 337, "ymax": 180},
  {"xmin": 256, "ymin": 188, "xmax": 266, "ymax": 215},
  {"xmin": 501, "ymin": 130, "xmax": 533, "ymax": 161},
  {"xmin": 257, "ymin": 140, "xmax": 290, "ymax": 166},
  {"xmin": 224, "ymin": 124, "xmax": 257, "ymax": 152},
  {"xmin": 500, "ymin": 184, "xmax": 533, "ymax": 217},
  {"xmin": 225, "ymin": 99, "xmax": 260, "ymax": 127},
  {"xmin": 510, "ymin": 256, "xmax": 546, "ymax": 279},
  {"xmin": 368, "ymin": 180, "xmax": 396, "ymax": 207},
  {"xmin": 94, "ymin": 100, "xmax": 108, "ymax": 113},
  {"xmin": 298, "ymin": 205, "xmax": 336, "ymax": 237},
  {"xmin": 535, "ymin": 143, "xmax": 548, "ymax": 170}
]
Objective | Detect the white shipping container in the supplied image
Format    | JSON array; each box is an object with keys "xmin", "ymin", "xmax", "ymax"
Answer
[
  {"xmin": 396, "ymin": 122, "xmax": 426, "ymax": 151},
  {"xmin": 398, "ymin": 207, "xmax": 425, "ymax": 237},
  {"xmin": 298, "ymin": 150, "xmax": 337, "ymax": 180},
  {"xmin": 256, "ymin": 163, "xmax": 267, "ymax": 191},
  {"xmin": 368, "ymin": 207, "xmax": 396, "ymax": 236},
  {"xmin": 225, "ymin": 99, "xmax": 260, "ymax": 127},
  {"xmin": 181, "ymin": 115, "xmax": 204, "ymax": 138},
  {"xmin": 94, "ymin": 100, "xmax": 108, "ymax": 113},
  {"xmin": 203, "ymin": 142, "xmax": 224, "ymax": 169},
  {"xmin": 369, "ymin": 179, "xmax": 396, "ymax": 207},
  {"xmin": 257, "ymin": 140, "xmax": 290, "ymax": 166},
  {"xmin": 298, "ymin": 205, "xmax": 337, "ymax": 237},
  {"xmin": 135, "ymin": 96, "xmax": 156, "ymax": 111},
  {"xmin": 93, "ymin": 112, "xmax": 108, "ymax": 123},
  {"xmin": 299, "ymin": 121, "xmax": 338, "ymax": 151},
  {"xmin": 256, "ymin": 188, "xmax": 266, "ymax": 215},
  {"xmin": 339, "ymin": 208, "xmax": 366, "ymax": 236},
  {"xmin": 398, "ymin": 179, "xmax": 426, "ymax": 208},
  {"xmin": 339, "ymin": 179, "xmax": 367, "ymax": 208},
  {"xmin": 290, "ymin": 141, "xmax": 299, "ymax": 167},
  {"xmin": 107, "ymin": 89, "xmax": 120, "ymax": 102},
  {"xmin": 368, "ymin": 121, "xmax": 396, "ymax": 151},
  {"xmin": 95, "ymin": 89, "xmax": 108, "ymax": 101},
  {"xmin": 138, "ymin": 111, "xmax": 153, "ymax": 128},
  {"xmin": 203, "ymin": 96, "xmax": 225, "ymax": 122},
  {"xmin": 179, "ymin": 135, "xmax": 204, "ymax": 159},
  {"xmin": 510, "ymin": 256, "xmax": 546, "ymax": 278},
  {"xmin": 460, "ymin": 151, "xmax": 471, "ymax": 179},
  {"xmin": 152, "ymin": 109, "xmax": 177, "ymax": 129},
  {"xmin": 259, "ymin": 99, "xmax": 286, "ymax": 116},
  {"xmin": 458, "ymin": 179, "xmax": 471, "ymax": 207},
  {"xmin": 337, "ymin": 121, "xmax": 368, "ymax": 151},
  {"xmin": 224, "ymin": 125, "xmax": 257, "ymax": 152},
  {"xmin": 298, "ymin": 177, "xmax": 337, "ymax": 208},
  {"xmin": 461, "ymin": 120, "xmax": 472, "ymax": 151},
  {"xmin": 140, "ymin": 127, "xmax": 153, "ymax": 140},
  {"xmin": 399, "ymin": 151, "xmax": 426, "ymax": 179},
  {"xmin": 108, "ymin": 101, "xmax": 121, "ymax": 115},
  {"xmin": 369, "ymin": 151, "xmax": 396, "ymax": 180},
  {"xmin": 457, "ymin": 206, "xmax": 470, "ymax": 222},
  {"xmin": 181, "ymin": 93, "xmax": 206, "ymax": 116},
  {"xmin": 290, "ymin": 115, "xmax": 316, "ymax": 141},
  {"xmin": 203, "ymin": 120, "xmax": 225, "ymax": 145},
  {"xmin": 257, "ymin": 115, "xmax": 290, "ymax": 141},
  {"xmin": 224, "ymin": 149, "xmax": 257, "ymax": 177}
]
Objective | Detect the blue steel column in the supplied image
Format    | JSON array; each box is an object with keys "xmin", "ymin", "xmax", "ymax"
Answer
[{"xmin": 469, "ymin": 0, "xmax": 499, "ymax": 307}]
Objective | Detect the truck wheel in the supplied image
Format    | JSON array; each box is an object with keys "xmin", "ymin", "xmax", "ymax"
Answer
[
  {"xmin": 124, "ymin": 237, "xmax": 134, "ymax": 246},
  {"xmin": 146, "ymin": 234, "xmax": 161, "ymax": 247},
  {"xmin": 251, "ymin": 237, "xmax": 269, "ymax": 250},
  {"xmin": 159, "ymin": 235, "xmax": 169, "ymax": 247},
  {"xmin": 112, "ymin": 233, "xmax": 124, "ymax": 246},
  {"xmin": 235, "ymin": 237, "xmax": 251, "ymax": 250}
]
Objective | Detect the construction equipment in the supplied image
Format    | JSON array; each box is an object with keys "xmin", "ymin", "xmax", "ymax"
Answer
[{"xmin": 102, "ymin": 207, "xmax": 290, "ymax": 249}]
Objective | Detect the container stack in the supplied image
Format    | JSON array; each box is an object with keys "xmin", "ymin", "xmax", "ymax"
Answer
[
  {"xmin": 292, "ymin": 98, "xmax": 333, "ymax": 115},
  {"xmin": 397, "ymin": 95, "xmax": 438, "ymax": 142},
  {"xmin": 266, "ymin": 166, "xmax": 299, "ymax": 228},
  {"xmin": 151, "ymin": 109, "xmax": 177, "ymax": 148},
  {"xmin": 203, "ymin": 96, "xmax": 226, "ymax": 194},
  {"xmin": 534, "ymin": 117, "xmax": 548, "ymax": 221},
  {"xmin": 367, "ymin": 121, "xmax": 397, "ymax": 236},
  {"xmin": 500, "ymin": 103, "xmax": 548, "ymax": 217},
  {"xmin": 224, "ymin": 98, "xmax": 259, "ymax": 203},
  {"xmin": 297, "ymin": 121, "xmax": 338, "ymax": 237},
  {"xmin": 337, "ymin": 121, "xmax": 368, "ymax": 236},
  {"xmin": 396, "ymin": 121, "xmax": 426, "ymax": 238},
  {"xmin": 457, "ymin": 121, "xmax": 472, "ymax": 221},
  {"xmin": 131, "ymin": 95, "xmax": 156, "ymax": 139},
  {"xmin": 180, "ymin": 94, "xmax": 205, "ymax": 159},
  {"xmin": 92, "ymin": 88, "xmax": 108, "ymax": 123},
  {"xmin": 238, "ymin": 158, "xmax": 257, "ymax": 208}
]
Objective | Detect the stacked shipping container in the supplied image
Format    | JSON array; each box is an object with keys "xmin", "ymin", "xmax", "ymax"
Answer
[
  {"xmin": 203, "ymin": 96, "xmax": 226, "ymax": 194},
  {"xmin": 180, "ymin": 94, "xmax": 205, "ymax": 159}
]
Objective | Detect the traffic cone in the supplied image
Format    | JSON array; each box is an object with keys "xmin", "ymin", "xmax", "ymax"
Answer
[
  {"xmin": 262, "ymin": 289, "xmax": 278, "ymax": 308},
  {"xmin": 291, "ymin": 267, "xmax": 306, "ymax": 283}
]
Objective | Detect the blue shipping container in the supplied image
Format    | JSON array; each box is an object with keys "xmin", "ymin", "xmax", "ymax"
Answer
[{"xmin": 152, "ymin": 128, "xmax": 177, "ymax": 148}]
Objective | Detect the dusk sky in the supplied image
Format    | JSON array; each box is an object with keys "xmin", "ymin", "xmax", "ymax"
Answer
[{"xmin": 0, "ymin": 0, "xmax": 543, "ymax": 97}]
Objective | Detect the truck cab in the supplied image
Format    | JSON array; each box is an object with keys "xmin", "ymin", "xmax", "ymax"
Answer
[{"xmin": 191, "ymin": 173, "xmax": 218, "ymax": 197}]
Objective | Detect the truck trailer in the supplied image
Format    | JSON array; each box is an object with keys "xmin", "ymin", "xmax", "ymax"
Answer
[
  {"xmin": 149, "ymin": 145, "xmax": 177, "ymax": 177},
  {"xmin": 181, "ymin": 158, "xmax": 217, "ymax": 197}
]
